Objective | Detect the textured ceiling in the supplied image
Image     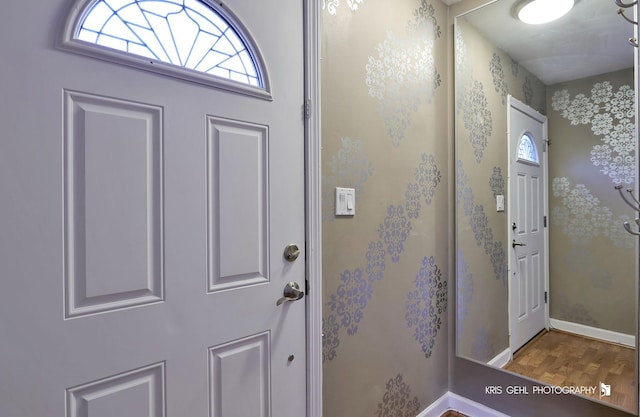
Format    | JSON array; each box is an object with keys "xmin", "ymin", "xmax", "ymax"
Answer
[{"xmin": 457, "ymin": 0, "xmax": 635, "ymax": 85}]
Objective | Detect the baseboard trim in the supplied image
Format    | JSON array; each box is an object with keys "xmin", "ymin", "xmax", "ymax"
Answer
[
  {"xmin": 418, "ymin": 392, "xmax": 510, "ymax": 417},
  {"xmin": 487, "ymin": 348, "xmax": 511, "ymax": 368},
  {"xmin": 550, "ymin": 318, "xmax": 635, "ymax": 347}
]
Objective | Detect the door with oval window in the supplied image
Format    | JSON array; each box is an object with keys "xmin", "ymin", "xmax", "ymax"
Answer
[
  {"xmin": 508, "ymin": 96, "xmax": 549, "ymax": 353},
  {"xmin": 0, "ymin": 1, "xmax": 306, "ymax": 416}
]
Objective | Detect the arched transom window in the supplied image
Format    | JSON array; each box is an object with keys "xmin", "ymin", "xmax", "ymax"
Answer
[
  {"xmin": 66, "ymin": 0, "xmax": 265, "ymax": 90},
  {"xmin": 517, "ymin": 133, "xmax": 539, "ymax": 165}
]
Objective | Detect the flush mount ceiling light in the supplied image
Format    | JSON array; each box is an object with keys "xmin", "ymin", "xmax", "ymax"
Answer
[{"xmin": 515, "ymin": 0, "xmax": 575, "ymax": 24}]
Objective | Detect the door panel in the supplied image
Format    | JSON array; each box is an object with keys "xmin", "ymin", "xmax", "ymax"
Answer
[
  {"xmin": 206, "ymin": 117, "xmax": 269, "ymax": 291},
  {"xmin": 208, "ymin": 332, "xmax": 270, "ymax": 417},
  {"xmin": 66, "ymin": 362, "xmax": 165, "ymax": 417},
  {"xmin": 0, "ymin": 1, "xmax": 305, "ymax": 416},
  {"xmin": 64, "ymin": 91, "xmax": 165, "ymax": 317},
  {"xmin": 531, "ymin": 252, "xmax": 541, "ymax": 311},
  {"xmin": 517, "ymin": 256, "xmax": 527, "ymax": 319}
]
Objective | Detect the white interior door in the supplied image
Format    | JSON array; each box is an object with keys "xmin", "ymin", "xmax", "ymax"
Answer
[
  {"xmin": 0, "ymin": 1, "xmax": 306, "ymax": 416},
  {"xmin": 508, "ymin": 96, "xmax": 548, "ymax": 353}
]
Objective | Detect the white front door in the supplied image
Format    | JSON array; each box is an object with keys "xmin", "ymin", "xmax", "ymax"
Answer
[
  {"xmin": 0, "ymin": 1, "xmax": 306, "ymax": 416},
  {"xmin": 508, "ymin": 96, "xmax": 548, "ymax": 353}
]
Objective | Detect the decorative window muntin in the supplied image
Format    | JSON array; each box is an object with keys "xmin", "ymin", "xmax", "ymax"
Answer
[
  {"xmin": 62, "ymin": 0, "xmax": 269, "ymax": 96},
  {"xmin": 516, "ymin": 133, "xmax": 539, "ymax": 165}
]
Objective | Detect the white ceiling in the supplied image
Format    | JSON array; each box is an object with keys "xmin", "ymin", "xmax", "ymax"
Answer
[{"xmin": 456, "ymin": 0, "xmax": 635, "ymax": 85}]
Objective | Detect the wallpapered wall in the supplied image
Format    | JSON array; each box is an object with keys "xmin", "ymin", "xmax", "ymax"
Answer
[
  {"xmin": 548, "ymin": 69, "xmax": 636, "ymax": 335},
  {"xmin": 455, "ymin": 19, "xmax": 546, "ymax": 363},
  {"xmin": 321, "ymin": 0, "xmax": 449, "ymax": 415}
]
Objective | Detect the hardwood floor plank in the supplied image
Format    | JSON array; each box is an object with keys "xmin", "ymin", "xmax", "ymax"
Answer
[{"xmin": 504, "ymin": 330, "xmax": 637, "ymax": 412}]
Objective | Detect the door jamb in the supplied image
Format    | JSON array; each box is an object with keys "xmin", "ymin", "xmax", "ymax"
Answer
[{"xmin": 304, "ymin": 1, "xmax": 322, "ymax": 416}]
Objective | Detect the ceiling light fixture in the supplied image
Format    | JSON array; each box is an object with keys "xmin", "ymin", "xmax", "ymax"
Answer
[{"xmin": 516, "ymin": 0, "xmax": 575, "ymax": 24}]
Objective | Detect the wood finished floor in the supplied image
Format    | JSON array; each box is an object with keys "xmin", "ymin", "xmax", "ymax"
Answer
[
  {"xmin": 504, "ymin": 330, "xmax": 636, "ymax": 412},
  {"xmin": 440, "ymin": 411, "xmax": 469, "ymax": 417}
]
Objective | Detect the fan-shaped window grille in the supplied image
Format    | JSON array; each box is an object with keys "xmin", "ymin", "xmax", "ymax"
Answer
[
  {"xmin": 68, "ymin": 0, "xmax": 264, "ymax": 89},
  {"xmin": 517, "ymin": 133, "xmax": 539, "ymax": 165}
]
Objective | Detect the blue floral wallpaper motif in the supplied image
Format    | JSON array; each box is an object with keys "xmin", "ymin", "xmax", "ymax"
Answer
[
  {"xmin": 365, "ymin": 0, "xmax": 442, "ymax": 146},
  {"xmin": 322, "ymin": 314, "xmax": 340, "ymax": 362},
  {"xmin": 511, "ymin": 59, "xmax": 519, "ymax": 77},
  {"xmin": 490, "ymin": 52, "xmax": 507, "ymax": 105},
  {"xmin": 405, "ymin": 183, "xmax": 422, "ymax": 219},
  {"xmin": 454, "ymin": 28, "xmax": 471, "ymax": 111},
  {"xmin": 552, "ymin": 177, "xmax": 632, "ymax": 248},
  {"xmin": 490, "ymin": 167, "xmax": 504, "ymax": 197},
  {"xmin": 457, "ymin": 161, "xmax": 506, "ymax": 284},
  {"xmin": 328, "ymin": 268, "xmax": 373, "ymax": 335},
  {"xmin": 330, "ymin": 137, "xmax": 375, "ymax": 185},
  {"xmin": 457, "ymin": 160, "xmax": 474, "ymax": 217},
  {"xmin": 405, "ymin": 256, "xmax": 447, "ymax": 358},
  {"xmin": 462, "ymin": 80, "xmax": 492, "ymax": 163},
  {"xmin": 379, "ymin": 206, "xmax": 412, "ymax": 263},
  {"xmin": 323, "ymin": 154, "xmax": 442, "ymax": 361},
  {"xmin": 551, "ymin": 82, "xmax": 636, "ymax": 185},
  {"xmin": 471, "ymin": 206, "xmax": 489, "ymax": 244},
  {"xmin": 323, "ymin": 137, "xmax": 374, "ymax": 221},
  {"xmin": 366, "ymin": 240, "xmax": 387, "ymax": 282},
  {"xmin": 322, "ymin": 0, "xmax": 365, "ymax": 15},
  {"xmin": 490, "ymin": 243, "xmax": 506, "ymax": 285},
  {"xmin": 416, "ymin": 153, "xmax": 441, "ymax": 204},
  {"xmin": 375, "ymin": 374, "xmax": 420, "ymax": 417}
]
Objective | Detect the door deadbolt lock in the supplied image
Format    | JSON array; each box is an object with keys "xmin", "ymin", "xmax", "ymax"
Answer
[{"xmin": 283, "ymin": 244, "xmax": 300, "ymax": 262}]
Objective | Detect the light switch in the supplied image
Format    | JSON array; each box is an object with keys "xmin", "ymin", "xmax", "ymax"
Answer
[
  {"xmin": 335, "ymin": 187, "xmax": 355, "ymax": 216},
  {"xmin": 496, "ymin": 194, "xmax": 505, "ymax": 212}
]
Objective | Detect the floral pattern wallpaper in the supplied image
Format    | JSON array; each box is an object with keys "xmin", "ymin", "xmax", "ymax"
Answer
[
  {"xmin": 364, "ymin": 2, "xmax": 442, "ymax": 146},
  {"xmin": 548, "ymin": 69, "xmax": 636, "ymax": 335},
  {"xmin": 455, "ymin": 19, "xmax": 546, "ymax": 363},
  {"xmin": 321, "ymin": 0, "xmax": 449, "ymax": 415},
  {"xmin": 551, "ymin": 80, "xmax": 635, "ymax": 185}
]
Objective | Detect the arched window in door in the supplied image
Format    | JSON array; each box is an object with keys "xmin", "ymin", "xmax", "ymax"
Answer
[
  {"xmin": 517, "ymin": 133, "xmax": 539, "ymax": 165},
  {"xmin": 62, "ymin": 0, "xmax": 268, "ymax": 94}
]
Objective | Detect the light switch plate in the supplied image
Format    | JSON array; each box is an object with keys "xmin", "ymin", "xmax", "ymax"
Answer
[
  {"xmin": 496, "ymin": 194, "xmax": 505, "ymax": 212},
  {"xmin": 335, "ymin": 187, "xmax": 355, "ymax": 216}
]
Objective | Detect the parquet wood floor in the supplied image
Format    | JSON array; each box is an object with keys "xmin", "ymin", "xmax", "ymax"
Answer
[
  {"xmin": 440, "ymin": 411, "xmax": 469, "ymax": 417},
  {"xmin": 504, "ymin": 330, "xmax": 637, "ymax": 412}
]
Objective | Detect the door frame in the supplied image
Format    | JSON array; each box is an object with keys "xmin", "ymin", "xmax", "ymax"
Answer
[
  {"xmin": 304, "ymin": 1, "xmax": 323, "ymax": 416},
  {"xmin": 506, "ymin": 95, "xmax": 549, "ymax": 355}
]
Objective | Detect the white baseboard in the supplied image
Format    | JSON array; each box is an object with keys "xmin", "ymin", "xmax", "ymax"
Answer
[
  {"xmin": 550, "ymin": 319, "xmax": 635, "ymax": 348},
  {"xmin": 418, "ymin": 391, "xmax": 510, "ymax": 417},
  {"xmin": 487, "ymin": 348, "xmax": 511, "ymax": 368}
]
